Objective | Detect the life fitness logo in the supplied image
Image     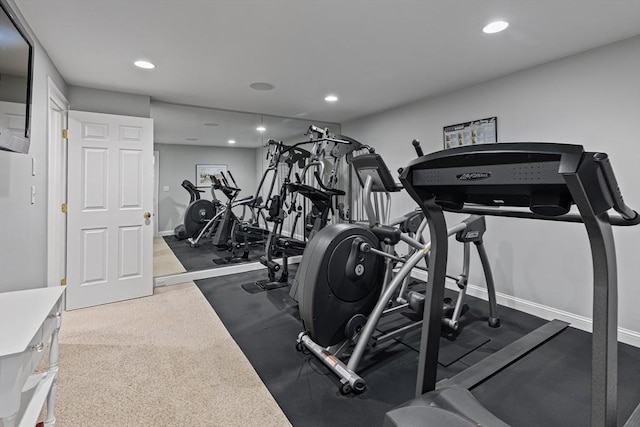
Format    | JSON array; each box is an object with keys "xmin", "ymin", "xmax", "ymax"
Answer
[{"xmin": 456, "ymin": 172, "xmax": 491, "ymax": 181}]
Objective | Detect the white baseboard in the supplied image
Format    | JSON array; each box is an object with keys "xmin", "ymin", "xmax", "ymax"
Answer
[
  {"xmin": 158, "ymin": 230, "xmax": 174, "ymax": 237},
  {"xmin": 410, "ymin": 269, "xmax": 640, "ymax": 348},
  {"xmin": 154, "ymin": 255, "xmax": 302, "ymax": 287}
]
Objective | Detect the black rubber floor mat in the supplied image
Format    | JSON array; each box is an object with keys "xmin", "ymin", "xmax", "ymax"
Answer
[
  {"xmin": 195, "ymin": 269, "xmax": 640, "ymax": 427},
  {"xmin": 212, "ymin": 256, "xmax": 248, "ymax": 265},
  {"xmin": 162, "ymin": 235, "xmax": 264, "ymax": 271},
  {"xmin": 438, "ymin": 330, "xmax": 490, "ymax": 367}
]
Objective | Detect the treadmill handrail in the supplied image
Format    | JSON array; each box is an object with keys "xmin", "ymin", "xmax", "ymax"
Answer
[{"xmin": 446, "ymin": 205, "xmax": 640, "ymax": 227}]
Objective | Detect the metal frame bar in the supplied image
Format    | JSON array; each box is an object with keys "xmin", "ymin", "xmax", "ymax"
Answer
[
  {"xmin": 564, "ymin": 169, "xmax": 619, "ymax": 427},
  {"xmin": 415, "ymin": 198, "xmax": 449, "ymax": 396}
]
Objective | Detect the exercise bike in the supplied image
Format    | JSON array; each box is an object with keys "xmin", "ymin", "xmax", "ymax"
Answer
[{"xmin": 295, "ymin": 152, "xmax": 499, "ymax": 395}]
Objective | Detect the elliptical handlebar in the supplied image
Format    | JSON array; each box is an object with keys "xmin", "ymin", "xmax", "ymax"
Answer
[
  {"xmin": 412, "ymin": 139, "xmax": 424, "ymax": 157},
  {"xmin": 226, "ymin": 170, "xmax": 239, "ymax": 188},
  {"xmin": 209, "ymin": 174, "xmax": 221, "ymax": 189},
  {"xmin": 211, "ymin": 172, "xmax": 241, "ymax": 200}
]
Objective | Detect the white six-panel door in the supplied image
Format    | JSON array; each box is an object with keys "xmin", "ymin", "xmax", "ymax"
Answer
[{"xmin": 66, "ymin": 111, "xmax": 153, "ymax": 310}]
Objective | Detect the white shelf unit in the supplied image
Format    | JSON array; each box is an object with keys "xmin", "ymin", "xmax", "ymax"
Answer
[{"xmin": 0, "ymin": 287, "xmax": 65, "ymax": 427}]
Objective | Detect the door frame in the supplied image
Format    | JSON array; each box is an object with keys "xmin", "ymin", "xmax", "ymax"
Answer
[
  {"xmin": 153, "ymin": 150, "xmax": 159, "ymax": 237},
  {"xmin": 46, "ymin": 77, "xmax": 70, "ymax": 288}
]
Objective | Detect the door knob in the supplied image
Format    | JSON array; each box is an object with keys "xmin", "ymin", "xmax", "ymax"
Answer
[{"xmin": 144, "ymin": 212, "xmax": 151, "ymax": 219}]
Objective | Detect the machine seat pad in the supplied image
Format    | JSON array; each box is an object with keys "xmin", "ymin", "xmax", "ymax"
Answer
[{"xmin": 383, "ymin": 385, "xmax": 509, "ymax": 427}]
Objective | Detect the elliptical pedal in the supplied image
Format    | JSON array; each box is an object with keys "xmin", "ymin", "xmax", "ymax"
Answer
[{"xmin": 255, "ymin": 279, "xmax": 288, "ymax": 291}]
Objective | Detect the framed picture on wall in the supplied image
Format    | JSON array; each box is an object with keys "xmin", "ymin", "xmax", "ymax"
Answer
[
  {"xmin": 443, "ymin": 117, "xmax": 497, "ymax": 149},
  {"xmin": 196, "ymin": 164, "xmax": 227, "ymax": 186}
]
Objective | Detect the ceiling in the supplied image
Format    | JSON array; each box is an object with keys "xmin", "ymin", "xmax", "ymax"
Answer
[
  {"xmin": 150, "ymin": 102, "xmax": 340, "ymax": 148},
  {"xmin": 13, "ymin": 0, "xmax": 640, "ymax": 129}
]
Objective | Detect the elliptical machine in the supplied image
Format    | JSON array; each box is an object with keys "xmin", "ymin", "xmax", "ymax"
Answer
[
  {"xmin": 295, "ymin": 152, "xmax": 499, "ymax": 395},
  {"xmin": 174, "ymin": 179, "xmax": 218, "ymax": 240},
  {"xmin": 208, "ymin": 171, "xmax": 266, "ymax": 262}
]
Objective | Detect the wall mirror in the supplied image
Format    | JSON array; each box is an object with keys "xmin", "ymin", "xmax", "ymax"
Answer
[{"xmin": 151, "ymin": 101, "xmax": 340, "ymax": 280}]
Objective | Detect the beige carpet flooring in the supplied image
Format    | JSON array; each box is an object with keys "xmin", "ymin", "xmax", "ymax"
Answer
[
  {"xmin": 38, "ymin": 243, "xmax": 290, "ymax": 426},
  {"xmin": 153, "ymin": 236, "xmax": 187, "ymax": 277}
]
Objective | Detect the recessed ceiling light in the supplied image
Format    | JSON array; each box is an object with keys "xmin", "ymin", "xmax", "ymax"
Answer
[
  {"xmin": 134, "ymin": 60, "xmax": 155, "ymax": 69},
  {"xmin": 483, "ymin": 21, "xmax": 509, "ymax": 34},
  {"xmin": 256, "ymin": 126, "xmax": 266, "ymax": 132},
  {"xmin": 186, "ymin": 138, "xmax": 198, "ymax": 141},
  {"xmin": 250, "ymin": 82, "xmax": 275, "ymax": 91},
  {"xmin": 228, "ymin": 139, "xmax": 236, "ymax": 144},
  {"xmin": 203, "ymin": 122, "xmax": 219, "ymax": 127},
  {"xmin": 324, "ymin": 95, "xmax": 338, "ymax": 102}
]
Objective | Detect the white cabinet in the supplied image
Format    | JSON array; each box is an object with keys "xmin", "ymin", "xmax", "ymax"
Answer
[{"xmin": 0, "ymin": 288, "xmax": 65, "ymax": 427}]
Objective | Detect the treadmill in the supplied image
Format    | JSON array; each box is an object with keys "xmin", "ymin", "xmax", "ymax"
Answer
[{"xmin": 385, "ymin": 141, "xmax": 640, "ymax": 427}]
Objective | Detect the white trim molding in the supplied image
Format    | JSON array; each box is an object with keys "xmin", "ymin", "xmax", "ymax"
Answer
[
  {"xmin": 154, "ymin": 256, "xmax": 302, "ymax": 287},
  {"xmin": 411, "ymin": 269, "xmax": 640, "ymax": 348},
  {"xmin": 46, "ymin": 77, "xmax": 70, "ymax": 289}
]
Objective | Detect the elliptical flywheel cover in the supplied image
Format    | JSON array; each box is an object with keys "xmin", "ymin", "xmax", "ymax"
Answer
[
  {"xmin": 184, "ymin": 200, "xmax": 216, "ymax": 236},
  {"xmin": 299, "ymin": 223, "xmax": 384, "ymax": 347}
]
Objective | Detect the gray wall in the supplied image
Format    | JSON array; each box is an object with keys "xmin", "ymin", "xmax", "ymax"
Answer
[
  {"xmin": 68, "ymin": 86, "xmax": 150, "ymax": 118},
  {"xmin": 0, "ymin": 0, "xmax": 68, "ymax": 292},
  {"xmin": 343, "ymin": 36, "xmax": 640, "ymax": 335},
  {"xmin": 155, "ymin": 143, "xmax": 258, "ymax": 234}
]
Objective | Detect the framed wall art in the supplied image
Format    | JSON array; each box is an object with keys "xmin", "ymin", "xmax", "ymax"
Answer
[
  {"xmin": 443, "ymin": 117, "xmax": 497, "ymax": 149},
  {"xmin": 196, "ymin": 164, "xmax": 227, "ymax": 186}
]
